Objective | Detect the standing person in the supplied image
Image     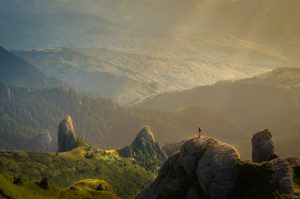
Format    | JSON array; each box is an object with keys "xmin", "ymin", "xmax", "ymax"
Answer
[{"xmin": 198, "ymin": 127, "xmax": 202, "ymax": 137}]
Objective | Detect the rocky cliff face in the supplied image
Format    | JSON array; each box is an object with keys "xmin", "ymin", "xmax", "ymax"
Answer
[
  {"xmin": 57, "ymin": 114, "xmax": 78, "ymax": 152},
  {"xmin": 252, "ymin": 129, "xmax": 276, "ymax": 163},
  {"xmin": 137, "ymin": 133, "xmax": 299, "ymax": 199},
  {"xmin": 118, "ymin": 126, "xmax": 167, "ymax": 171}
]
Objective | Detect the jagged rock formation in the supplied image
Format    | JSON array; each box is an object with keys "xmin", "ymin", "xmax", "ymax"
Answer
[
  {"xmin": 31, "ymin": 132, "xmax": 55, "ymax": 152},
  {"xmin": 137, "ymin": 136, "xmax": 240, "ymax": 199},
  {"xmin": 252, "ymin": 129, "xmax": 276, "ymax": 163},
  {"xmin": 57, "ymin": 114, "xmax": 78, "ymax": 152},
  {"xmin": 118, "ymin": 126, "xmax": 167, "ymax": 171},
  {"xmin": 137, "ymin": 134, "xmax": 299, "ymax": 199}
]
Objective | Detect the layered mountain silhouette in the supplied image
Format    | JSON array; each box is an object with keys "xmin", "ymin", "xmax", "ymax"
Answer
[
  {"xmin": 1, "ymin": 66, "xmax": 300, "ymax": 158},
  {"xmin": 3, "ymin": 0, "xmax": 298, "ymax": 106},
  {"xmin": 138, "ymin": 68, "xmax": 300, "ymax": 158},
  {"xmin": 13, "ymin": 39, "xmax": 285, "ymax": 104},
  {"xmin": 0, "ymin": 47, "xmax": 58, "ymax": 88},
  {"xmin": 0, "ymin": 81, "xmax": 244, "ymax": 151}
]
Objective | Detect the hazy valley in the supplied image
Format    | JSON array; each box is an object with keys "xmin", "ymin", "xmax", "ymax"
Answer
[{"xmin": 1, "ymin": 0, "xmax": 300, "ymax": 198}]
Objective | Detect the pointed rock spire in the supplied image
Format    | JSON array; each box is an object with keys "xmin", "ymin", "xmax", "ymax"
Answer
[
  {"xmin": 57, "ymin": 114, "xmax": 78, "ymax": 152},
  {"xmin": 252, "ymin": 129, "xmax": 276, "ymax": 163},
  {"xmin": 118, "ymin": 126, "xmax": 167, "ymax": 171}
]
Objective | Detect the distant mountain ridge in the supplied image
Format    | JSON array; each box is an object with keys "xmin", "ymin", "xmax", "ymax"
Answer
[
  {"xmin": 138, "ymin": 68, "xmax": 300, "ymax": 158},
  {"xmin": 0, "ymin": 46, "xmax": 58, "ymax": 88},
  {"xmin": 13, "ymin": 44, "xmax": 286, "ymax": 104}
]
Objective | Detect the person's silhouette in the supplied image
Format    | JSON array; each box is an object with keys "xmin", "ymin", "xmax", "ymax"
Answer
[{"xmin": 198, "ymin": 127, "xmax": 202, "ymax": 137}]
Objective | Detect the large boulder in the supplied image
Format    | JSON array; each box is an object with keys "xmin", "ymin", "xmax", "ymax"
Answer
[
  {"xmin": 137, "ymin": 136, "xmax": 240, "ymax": 199},
  {"xmin": 137, "ymin": 134, "xmax": 299, "ymax": 199},
  {"xmin": 57, "ymin": 114, "xmax": 78, "ymax": 152},
  {"xmin": 118, "ymin": 126, "xmax": 167, "ymax": 171},
  {"xmin": 252, "ymin": 129, "xmax": 275, "ymax": 163}
]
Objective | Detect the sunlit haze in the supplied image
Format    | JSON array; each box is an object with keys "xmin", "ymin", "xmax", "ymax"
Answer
[{"xmin": 0, "ymin": 1, "xmax": 300, "ymax": 198}]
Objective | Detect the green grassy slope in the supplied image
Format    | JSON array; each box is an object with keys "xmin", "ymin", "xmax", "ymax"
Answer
[
  {"xmin": 0, "ymin": 174, "xmax": 59, "ymax": 199},
  {"xmin": 0, "ymin": 147, "xmax": 154, "ymax": 199},
  {"xmin": 0, "ymin": 174, "xmax": 120, "ymax": 199}
]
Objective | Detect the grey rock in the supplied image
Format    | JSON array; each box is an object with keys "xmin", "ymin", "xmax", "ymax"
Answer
[
  {"xmin": 138, "ymin": 132, "xmax": 298, "ymax": 199},
  {"xmin": 57, "ymin": 114, "xmax": 78, "ymax": 152},
  {"xmin": 196, "ymin": 137, "xmax": 240, "ymax": 199},
  {"xmin": 118, "ymin": 126, "xmax": 167, "ymax": 171},
  {"xmin": 137, "ymin": 136, "xmax": 240, "ymax": 199},
  {"xmin": 131, "ymin": 126, "xmax": 167, "ymax": 161},
  {"xmin": 118, "ymin": 146, "xmax": 133, "ymax": 158},
  {"xmin": 270, "ymin": 158, "xmax": 294, "ymax": 195},
  {"xmin": 136, "ymin": 153, "xmax": 183, "ymax": 199},
  {"xmin": 252, "ymin": 129, "xmax": 275, "ymax": 163}
]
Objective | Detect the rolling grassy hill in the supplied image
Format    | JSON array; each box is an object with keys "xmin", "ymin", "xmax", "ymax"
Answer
[
  {"xmin": 0, "ymin": 175, "xmax": 121, "ymax": 199},
  {"xmin": 0, "ymin": 147, "xmax": 153, "ymax": 199}
]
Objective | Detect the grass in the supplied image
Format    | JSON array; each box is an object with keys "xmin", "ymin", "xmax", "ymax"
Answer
[
  {"xmin": 59, "ymin": 179, "xmax": 120, "ymax": 199},
  {"xmin": 0, "ymin": 147, "xmax": 154, "ymax": 199},
  {"xmin": 0, "ymin": 174, "xmax": 59, "ymax": 199},
  {"xmin": 0, "ymin": 174, "xmax": 121, "ymax": 199}
]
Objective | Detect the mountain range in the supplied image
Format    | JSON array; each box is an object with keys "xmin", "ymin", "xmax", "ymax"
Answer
[
  {"xmin": 0, "ymin": 47, "xmax": 246, "ymax": 150},
  {"xmin": 13, "ymin": 44, "xmax": 285, "ymax": 104},
  {"xmin": 1, "ymin": 1, "xmax": 300, "ymax": 198},
  {"xmin": 1, "ymin": 46, "xmax": 300, "ymax": 158},
  {"xmin": 138, "ymin": 67, "xmax": 300, "ymax": 158},
  {"xmin": 2, "ymin": 0, "xmax": 299, "ymax": 105}
]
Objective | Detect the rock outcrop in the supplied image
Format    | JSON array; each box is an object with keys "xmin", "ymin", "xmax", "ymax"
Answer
[
  {"xmin": 252, "ymin": 129, "xmax": 276, "ymax": 163},
  {"xmin": 137, "ymin": 136, "xmax": 240, "ymax": 199},
  {"xmin": 118, "ymin": 126, "xmax": 167, "ymax": 171},
  {"xmin": 57, "ymin": 114, "xmax": 78, "ymax": 152},
  {"xmin": 270, "ymin": 158, "xmax": 294, "ymax": 195},
  {"xmin": 137, "ymin": 132, "xmax": 299, "ymax": 199}
]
